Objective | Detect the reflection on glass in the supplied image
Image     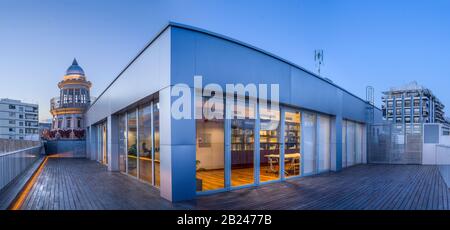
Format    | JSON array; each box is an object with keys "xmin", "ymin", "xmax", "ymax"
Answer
[
  {"xmin": 260, "ymin": 105, "xmax": 280, "ymax": 182},
  {"xmin": 303, "ymin": 112, "xmax": 316, "ymax": 174},
  {"xmin": 231, "ymin": 103, "xmax": 255, "ymax": 187},
  {"xmin": 127, "ymin": 111, "xmax": 137, "ymax": 177},
  {"xmin": 138, "ymin": 104, "xmax": 152, "ymax": 183},
  {"xmin": 97, "ymin": 123, "xmax": 107, "ymax": 165},
  {"xmin": 342, "ymin": 120, "xmax": 347, "ymax": 168},
  {"xmin": 346, "ymin": 121, "xmax": 356, "ymax": 167},
  {"xmin": 118, "ymin": 114, "xmax": 126, "ymax": 173},
  {"xmin": 196, "ymin": 97, "xmax": 225, "ymax": 191},
  {"xmin": 355, "ymin": 123, "xmax": 363, "ymax": 165},
  {"xmin": 154, "ymin": 100, "xmax": 160, "ymax": 187},
  {"xmin": 318, "ymin": 115, "xmax": 331, "ymax": 172},
  {"xmin": 285, "ymin": 111, "xmax": 301, "ymax": 177}
]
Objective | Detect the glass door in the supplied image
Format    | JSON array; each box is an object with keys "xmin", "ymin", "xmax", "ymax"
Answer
[
  {"xmin": 97, "ymin": 123, "xmax": 108, "ymax": 165},
  {"xmin": 153, "ymin": 100, "xmax": 160, "ymax": 187},
  {"xmin": 138, "ymin": 104, "xmax": 153, "ymax": 184},
  {"xmin": 127, "ymin": 110, "xmax": 138, "ymax": 177},
  {"xmin": 259, "ymin": 105, "xmax": 280, "ymax": 182},
  {"xmin": 230, "ymin": 99, "xmax": 255, "ymax": 187},
  {"xmin": 102, "ymin": 123, "xmax": 108, "ymax": 165},
  {"xmin": 284, "ymin": 111, "xmax": 301, "ymax": 177}
]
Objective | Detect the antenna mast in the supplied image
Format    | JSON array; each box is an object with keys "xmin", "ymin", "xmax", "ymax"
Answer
[{"xmin": 314, "ymin": 49, "xmax": 324, "ymax": 75}]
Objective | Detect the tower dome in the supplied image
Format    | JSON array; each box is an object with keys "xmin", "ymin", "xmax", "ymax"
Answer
[{"xmin": 66, "ymin": 58, "xmax": 85, "ymax": 76}]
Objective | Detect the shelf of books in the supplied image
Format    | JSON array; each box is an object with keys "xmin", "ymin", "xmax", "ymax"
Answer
[{"xmin": 231, "ymin": 119, "xmax": 255, "ymax": 167}]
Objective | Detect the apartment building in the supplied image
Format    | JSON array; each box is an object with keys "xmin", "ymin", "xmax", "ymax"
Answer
[
  {"xmin": 0, "ymin": 98, "xmax": 39, "ymax": 140},
  {"xmin": 382, "ymin": 82, "xmax": 448, "ymax": 125}
]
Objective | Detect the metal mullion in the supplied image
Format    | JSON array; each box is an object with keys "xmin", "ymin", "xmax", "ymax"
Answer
[
  {"xmin": 150, "ymin": 102, "xmax": 155, "ymax": 186},
  {"xmin": 300, "ymin": 112, "xmax": 304, "ymax": 175},
  {"xmin": 125, "ymin": 113, "xmax": 128, "ymax": 174},
  {"xmin": 279, "ymin": 107, "xmax": 286, "ymax": 180},
  {"xmin": 136, "ymin": 108, "xmax": 140, "ymax": 180},
  {"xmin": 224, "ymin": 96, "xmax": 231, "ymax": 189},
  {"xmin": 254, "ymin": 102, "xmax": 260, "ymax": 185},
  {"xmin": 316, "ymin": 114, "xmax": 320, "ymax": 173}
]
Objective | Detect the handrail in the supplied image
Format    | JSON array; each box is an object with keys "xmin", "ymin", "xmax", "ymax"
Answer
[{"xmin": 0, "ymin": 145, "xmax": 41, "ymax": 157}]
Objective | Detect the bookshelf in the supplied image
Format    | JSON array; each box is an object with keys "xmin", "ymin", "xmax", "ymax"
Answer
[{"xmin": 231, "ymin": 119, "xmax": 254, "ymax": 167}]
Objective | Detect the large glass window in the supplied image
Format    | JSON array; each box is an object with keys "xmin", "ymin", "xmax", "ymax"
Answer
[
  {"xmin": 342, "ymin": 120, "xmax": 347, "ymax": 168},
  {"xmin": 284, "ymin": 111, "xmax": 301, "ymax": 177},
  {"xmin": 346, "ymin": 121, "xmax": 356, "ymax": 167},
  {"xmin": 196, "ymin": 97, "xmax": 225, "ymax": 191},
  {"xmin": 318, "ymin": 115, "xmax": 331, "ymax": 172},
  {"xmin": 154, "ymin": 100, "xmax": 160, "ymax": 187},
  {"xmin": 97, "ymin": 123, "xmax": 107, "ymax": 165},
  {"xmin": 231, "ymin": 100, "xmax": 255, "ymax": 187},
  {"xmin": 127, "ymin": 111, "xmax": 138, "ymax": 177},
  {"xmin": 355, "ymin": 123, "xmax": 363, "ymax": 164},
  {"xmin": 138, "ymin": 104, "xmax": 152, "ymax": 184},
  {"xmin": 118, "ymin": 114, "xmax": 126, "ymax": 173},
  {"xmin": 302, "ymin": 112, "xmax": 316, "ymax": 175},
  {"xmin": 259, "ymin": 105, "xmax": 280, "ymax": 182}
]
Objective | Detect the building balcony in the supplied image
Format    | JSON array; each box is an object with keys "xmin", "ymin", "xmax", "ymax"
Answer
[{"xmin": 50, "ymin": 96, "xmax": 91, "ymax": 111}]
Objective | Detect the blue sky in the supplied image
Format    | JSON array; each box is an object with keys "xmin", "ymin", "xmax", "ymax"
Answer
[{"xmin": 1, "ymin": 0, "xmax": 450, "ymax": 121}]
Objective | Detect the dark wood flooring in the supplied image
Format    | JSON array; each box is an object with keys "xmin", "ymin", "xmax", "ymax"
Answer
[
  {"xmin": 20, "ymin": 158, "xmax": 450, "ymax": 210},
  {"xmin": 184, "ymin": 164, "xmax": 450, "ymax": 210},
  {"xmin": 20, "ymin": 158, "xmax": 174, "ymax": 210}
]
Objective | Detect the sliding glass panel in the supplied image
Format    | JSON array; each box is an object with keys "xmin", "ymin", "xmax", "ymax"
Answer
[
  {"xmin": 154, "ymin": 100, "xmax": 160, "ymax": 187},
  {"xmin": 342, "ymin": 120, "xmax": 347, "ymax": 168},
  {"xmin": 260, "ymin": 105, "xmax": 280, "ymax": 182},
  {"xmin": 102, "ymin": 124, "xmax": 108, "ymax": 165},
  {"xmin": 284, "ymin": 111, "xmax": 301, "ymax": 178},
  {"xmin": 196, "ymin": 96, "xmax": 225, "ymax": 191},
  {"xmin": 318, "ymin": 115, "xmax": 331, "ymax": 172},
  {"xmin": 118, "ymin": 114, "xmax": 126, "ymax": 173},
  {"xmin": 97, "ymin": 125, "xmax": 102, "ymax": 162},
  {"xmin": 138, "ymin": 104, "xmax": 152, "ymax": 184},
  {"xmin": 127, "ymin": 111, "xmax": 138, "ymax": 177},
  {"xmin": 231, "ymin": 100, "xmax": 255, "ymax": 187},
  {"xmin": 346, "ymin": 121, "xmax": 356, "ymax": 167},
  {"xmin": 355, "ymin": 123, "xmax": 363, "ymax": 164},
  {"xmin": 302, "ymin": 112, "xmax": 316, "ymax": 175}
]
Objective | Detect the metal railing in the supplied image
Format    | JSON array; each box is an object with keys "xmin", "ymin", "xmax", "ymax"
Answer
[
  {"xmin": 0, "ymin": 140, "xmax": 42, "ymax": 190},
  {"xmin": 368, "ymin": 123, "xmax": 423, "ymax": 164},
  {"xmin": 51, "ymin": 96, "xmax": 93, "ymax": 110},
  {"xmin": 0, "ymin": 139, "xmax": 40, "ymax": 154}
]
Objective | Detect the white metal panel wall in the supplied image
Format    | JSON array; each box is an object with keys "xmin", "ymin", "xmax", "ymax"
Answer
[{"xmin": 85, "ymin": 28, "xmax": 171, "ymax": 126}]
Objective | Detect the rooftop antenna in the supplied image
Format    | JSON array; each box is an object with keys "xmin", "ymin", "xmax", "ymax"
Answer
[{"xmin": 314, "ymin": 49, "xmax": 324, "ymax": 76}]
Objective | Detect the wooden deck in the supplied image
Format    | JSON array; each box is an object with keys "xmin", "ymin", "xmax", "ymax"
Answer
[
  {"xmin": 18, "ymin": 158, "xmax": 450, "ymax": 210},
  {"xmin": 186, "ymin": 164, "xmax": 450, "ymax": 210},
  {"xmin": 20, "ymin": 158, "xmax": 175, "ymax": 210}
]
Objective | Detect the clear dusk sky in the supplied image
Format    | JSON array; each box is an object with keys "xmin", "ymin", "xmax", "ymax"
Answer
[{"xmin": 1, "ymin": 0, "xmax": 450, "ymax": 122}]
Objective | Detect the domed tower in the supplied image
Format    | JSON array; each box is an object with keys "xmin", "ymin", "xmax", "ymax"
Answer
[{"xmin": 50, "ymin": 59, "xmax": 92, "ymax": 138}]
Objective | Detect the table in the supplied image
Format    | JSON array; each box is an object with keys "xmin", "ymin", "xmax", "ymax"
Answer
[{"xmin": 264, "ymin": 153, "xmax": 301, "ymax": 174}]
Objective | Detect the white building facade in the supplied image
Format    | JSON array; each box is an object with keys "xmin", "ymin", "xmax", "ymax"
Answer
[
  {"xmin": 85, "ymin": 23, "xmax": 382, "ymax": 202},
  {"xmin": 0, "ymin": 98, "xmax": 39, "ymax": 140}
]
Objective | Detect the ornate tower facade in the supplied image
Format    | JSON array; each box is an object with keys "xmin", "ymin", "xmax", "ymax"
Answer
[{"xmin": 49, "ymin": 59, "xmax": 92, "ymax": 138}]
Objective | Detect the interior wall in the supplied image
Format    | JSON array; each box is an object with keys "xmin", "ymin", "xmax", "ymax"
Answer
[{"xmin": 196, "ymin": 120, "xmax": 224, "ymax": 170}]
